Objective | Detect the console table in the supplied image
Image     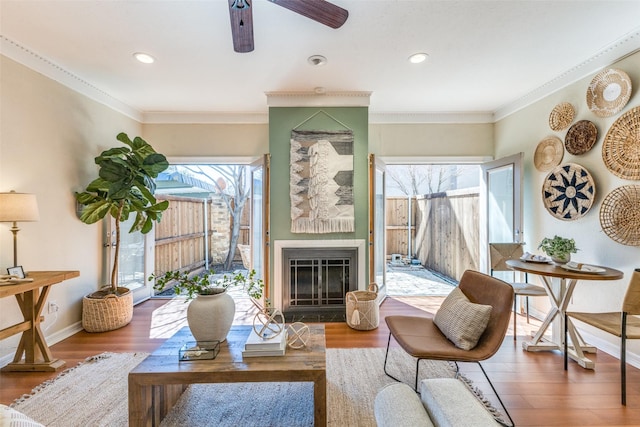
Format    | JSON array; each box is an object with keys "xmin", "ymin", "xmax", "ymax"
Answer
[{"xmin": 0, "ymin": 270, "xmax": 79, "ymax": 372}]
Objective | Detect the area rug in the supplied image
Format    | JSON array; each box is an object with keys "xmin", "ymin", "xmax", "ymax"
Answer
[{"xmin": 10, "ymin": 349, "xmax": 499, "ymax": 427}]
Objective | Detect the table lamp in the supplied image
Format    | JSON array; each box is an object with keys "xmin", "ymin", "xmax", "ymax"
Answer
[{"xmin": 0, "ymin": 191, "xmax": 40, "ymax": 267}]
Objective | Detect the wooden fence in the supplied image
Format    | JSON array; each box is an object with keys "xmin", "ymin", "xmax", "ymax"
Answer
[
  {"xmin": 153, "ymin": 195, "xmax": 249, "ymax": 277},
  {"xmin": 413, "ymin": 189, "xmax": 479, "ymax": 281},
  {"xmin": 386, "ymin": 196, "xmax": 416, "ymax": 257}
]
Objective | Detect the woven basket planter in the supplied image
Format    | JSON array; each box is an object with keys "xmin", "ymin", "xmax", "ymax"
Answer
[
  {"xmin": 82, "ymin": 287, "xmax": 133, "ymax": 333},
  {"xmin": 346, "ymin": 283, "xmax": 379, "ymax": 331}
]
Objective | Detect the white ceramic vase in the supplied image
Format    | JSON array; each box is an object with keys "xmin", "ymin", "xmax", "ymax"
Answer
[{"xmin": 187, "ymin": 288, "xmax": 236, "ymax": 342}]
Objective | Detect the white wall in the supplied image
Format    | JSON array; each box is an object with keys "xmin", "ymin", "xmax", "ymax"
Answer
[
  {"xmin": 495, "ymin": 50, "xmax": 640, "ymax": 360},
  {"xmin": 0, "ymin": 56, "xmax": 141, "ymax": 359},
  {"xmin": 142, "ymin": 123, "xmax": 269, "ymax": 158},
  {"xmin": 369, "ymin": 123, "xmax": 494, "ymax": 157}
]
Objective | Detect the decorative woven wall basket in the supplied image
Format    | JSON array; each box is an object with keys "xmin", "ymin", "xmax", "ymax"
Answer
[
  {"xmin": 549, "ymin": 102, "xmax": 575, "ymax": 131},
  {"xmin": 600, "ymin": 185, "xmax": 640, "ymax": 246},
  {"xmin": 586, "ymin": 68, "xmax": 632, "ymax": 118},
  {"xmin": 82, "ymin": 288, "xmax": 134, "ymax": 333},
  {"xmin": 534, "ymin": 136, "xmax": 564, "ymax": 172},
  {"xmin": 602, "ymin": 105, "xmax": 640, "ymax": 180},
  {"xmin": 565, "ymin": 120, "xmax": 598, "ymax": 155},
  {"xmin": 542, "ymin": 163, "xmax": 595, "ymax": 221}
]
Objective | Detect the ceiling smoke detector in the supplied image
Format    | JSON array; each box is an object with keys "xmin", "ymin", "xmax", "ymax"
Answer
[{"xmin": 308, "ymin": 55, "xmax": 327, "ymax": 66}]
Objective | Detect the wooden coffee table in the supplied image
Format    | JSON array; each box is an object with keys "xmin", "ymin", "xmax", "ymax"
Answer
[{"xmin": 128, "ymin": 324, "xmax": 326, "ymax": 426}]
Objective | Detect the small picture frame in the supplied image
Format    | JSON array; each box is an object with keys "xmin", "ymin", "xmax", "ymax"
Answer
[{"xmin": 7, "ymin": 266, "xmax": 25, "ymax": 279}]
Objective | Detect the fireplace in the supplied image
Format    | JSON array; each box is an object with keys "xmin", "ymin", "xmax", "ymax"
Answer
[{"xmin": 274, "ymin": 240, "xmax": 366, "ymax": 321}]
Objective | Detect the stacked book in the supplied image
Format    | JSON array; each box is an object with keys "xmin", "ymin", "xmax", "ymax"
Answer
[{"xmin": 242, "ymin": 329, "xmax": 287, "ymax": 358}]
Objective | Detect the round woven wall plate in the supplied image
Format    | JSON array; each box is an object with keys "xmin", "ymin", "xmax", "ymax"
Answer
[
  {"xmin": 542, "ymin": 163, "xmax": 595, "ymax": 221},
  {"xmin": 549, "ymin": 102, "xmax": 575, "ymax": 131},
  {"xmin": 602, "ymin": 105, "xmax": 640, "ymax": 180},
  {"xmin": 564, "ymin": 120, "xmax": 598, "ymax": 155},
  {"xmin": 586, "ymin": 68, "xmax": 632, "ymax": 118},
  {"xmin": 534, "ymin": 136, "xmax": 564, "ymax": 172},
  {"xmin": 600, "ymin": 185, "xmax": 640, "ymax": 246}
]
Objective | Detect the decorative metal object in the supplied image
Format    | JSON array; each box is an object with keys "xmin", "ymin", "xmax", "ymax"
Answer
[
  {"xmin": 252, "ymin": 307, "xmax": 285, "ymax": 340},
  {"xmin": 542, "ymin": 163, "xmax": 595, "ymax": 221},
  {"xmin": 286, "ymin": 322, "xmax": 311, "ymax": 349}
]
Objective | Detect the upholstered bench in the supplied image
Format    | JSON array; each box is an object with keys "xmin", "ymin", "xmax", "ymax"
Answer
[{"xmin": 374, "ymin": 378, "xmax": 501, "ymax": 427}]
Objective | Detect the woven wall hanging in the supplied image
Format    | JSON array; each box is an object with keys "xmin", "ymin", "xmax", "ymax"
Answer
[
  {"xmin": 549, "ymin": 102, "xmax": 575, "ymax": 131},
  {"xmin": 599, "ymin": 185, "xmax": 640, "ymax": 246},
  {"xmin": 602, "ymin": 105, "xmax": 640, "ymax": 180},
  {"xmin": 564, "ymin": 120, "xmax": 598, "ymax": 155},
  {"xmin": 534, "ymin": 136, "xmax": 564, "ymax": 172},
  {"xmin": 542, "ymin": 163, "xmax": 595, "ymax": 221},
  {"xmin": 586, "ymin": 68, "xmax": 632, "ymax": 118}
]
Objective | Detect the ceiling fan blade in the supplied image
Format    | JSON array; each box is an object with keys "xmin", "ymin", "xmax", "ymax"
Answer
[
  {"xmin": 229, "ymin": 0, "xmax": 254, "ymax": 53},
  {"xmin": 268, "ymin": 0, "xmax": 348, "ymax": 29}
]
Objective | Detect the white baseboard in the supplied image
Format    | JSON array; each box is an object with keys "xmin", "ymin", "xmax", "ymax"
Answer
[{"xmin": 0, "ymin": 321, "xmax": 84, "ymax": 368}]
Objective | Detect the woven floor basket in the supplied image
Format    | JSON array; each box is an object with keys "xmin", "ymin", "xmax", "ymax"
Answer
[
  {"xmin": 82, "ymin": 288, "xmax": 133, "ymax": 333},
  {"xmin": 346, "ymin": 283, "xmax": 379, "ymax": 331}
]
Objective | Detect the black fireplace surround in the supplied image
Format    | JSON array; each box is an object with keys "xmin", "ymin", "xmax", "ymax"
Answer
[{"xmin": 282, "ymin": 247, "xmax": 358, "ymax": 322}]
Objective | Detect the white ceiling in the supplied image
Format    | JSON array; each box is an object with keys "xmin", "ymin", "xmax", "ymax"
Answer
[{"xmin": 1, "ymin": 0, "xmax": 640, "ymax": 123}]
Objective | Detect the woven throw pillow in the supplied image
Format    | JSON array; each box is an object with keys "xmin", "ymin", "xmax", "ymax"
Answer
[
  {"xmin": 0, "ymin": 404, "xmax": 44, "ymax": 427},
  {"xmin": 434, "ymin": 287, "xmax": 492, "ymax": 350}
]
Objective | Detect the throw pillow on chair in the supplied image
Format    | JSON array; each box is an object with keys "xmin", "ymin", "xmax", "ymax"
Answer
[{"xmin": 434, "ymin": 286, "xmax": 493, "ymax": 350}]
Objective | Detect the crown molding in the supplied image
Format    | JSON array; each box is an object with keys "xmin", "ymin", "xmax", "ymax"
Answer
[
  {"xmin": 0, "ymin": 35, "xmax": 142, "ymax": 122},
  {"xmin": 493, "ymin": 26, "xmax": 640, "ymax": 121},
  {"xmin": 266, "ymin": 91, "xmax": 371, "ymax": 107}
]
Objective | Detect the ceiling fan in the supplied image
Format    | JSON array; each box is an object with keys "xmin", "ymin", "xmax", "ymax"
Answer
[{"xmin": 228, "ymin": 0, "xmax": 349, "ymax": 53}]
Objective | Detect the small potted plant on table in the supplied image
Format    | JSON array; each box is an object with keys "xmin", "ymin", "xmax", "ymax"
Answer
[{"xmin": 538, "ymin": 235, "xmax": 578, "ymax": 265}]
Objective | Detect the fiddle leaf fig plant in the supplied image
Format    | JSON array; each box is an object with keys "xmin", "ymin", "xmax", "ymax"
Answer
[
  {"xmin": 75, "ymin": 132, "xmax": 169, "ymax": 296},
  {"xmin": 538, "ymin": 235, "xmax": 578, "ymax": 258}
]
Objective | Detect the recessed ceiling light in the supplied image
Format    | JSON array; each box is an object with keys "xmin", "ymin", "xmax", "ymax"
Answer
[
  {"xmin": 133, "ymin": 52, "xmax": 155, "ymax": 64},
  {"xmin": 308, "ymin": 55, "xmax": 327, "ymax": 66},
  {"xmin": 408, "ymin": 53, "xmax": 429, "ymax": 64}
]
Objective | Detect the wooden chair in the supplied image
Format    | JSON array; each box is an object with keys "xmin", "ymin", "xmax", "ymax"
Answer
[
  {"xmin": 564, "ymin": 268, "xmax": 640, "ymax": 405},
  {"xmin": 489, "ymin": 242, "xmax": 547, "ymax": 340},
  {"xmin": 383, "ymin": 270, "xmax": 514, "ymax": 426}
]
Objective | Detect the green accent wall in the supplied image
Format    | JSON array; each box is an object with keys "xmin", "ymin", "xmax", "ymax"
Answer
[{"xmin": 268, "ymin": 106, "xmax": 370, "ymax": 282}]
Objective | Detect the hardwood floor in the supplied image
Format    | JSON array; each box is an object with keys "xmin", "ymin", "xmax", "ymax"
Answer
[{"xmin": 2, "ymin": 296, "xmax": 640, "ymax": 426}]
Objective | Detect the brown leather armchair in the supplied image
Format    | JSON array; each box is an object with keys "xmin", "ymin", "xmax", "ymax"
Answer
[{"xmin": 383, "ymin": 269, "xmax": 514, "ymax": 425}]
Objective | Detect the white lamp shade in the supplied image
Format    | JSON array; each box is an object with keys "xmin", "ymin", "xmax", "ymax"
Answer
[{"xmin": 0, "ymin": 192, "xmax": 40, "ymax": 222}]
